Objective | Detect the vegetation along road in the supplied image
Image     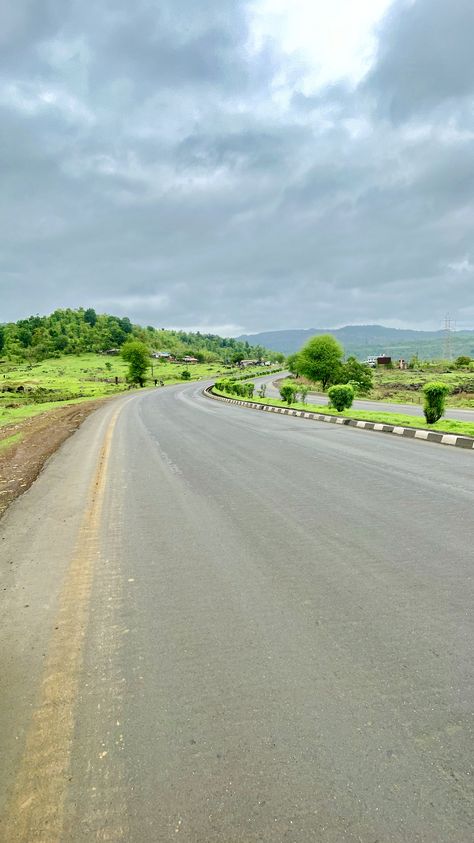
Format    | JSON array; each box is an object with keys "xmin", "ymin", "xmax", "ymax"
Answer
[
  {"xmin": 0, "ymin": 380, "xmax": 473, "ymax": 842},
  {"xmin": 259, "ymin": 373, "xmax": 474, "ymax": 423}
]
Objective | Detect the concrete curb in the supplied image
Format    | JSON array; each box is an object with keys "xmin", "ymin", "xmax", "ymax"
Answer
[{"xmin": 203, "ymin": 387, "xmax": 474, "ymax": 451}]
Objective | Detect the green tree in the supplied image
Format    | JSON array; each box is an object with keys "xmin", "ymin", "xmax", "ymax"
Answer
[
  {"xmin": 181, "ymin": 369, "xmax": 191, "ymax": 380},
  {"xmin": 297, "ymin": 334, "xmax": 343, "ymax": 390},
  {"xmin": 122, "ymin": 341, "xmax": 150, "ymax": 386},
  {"xmin": 84, "ymin": 308, "xmax": 97, "ymax": 327},
  {"xmin": 339, "ymin": 356, "xmax": 373, "ymax": 395},
  {"xmin": 423, "ymin": 382, "xmax": 450, "ymax": 424},
  {"xmin": 455, "ymin": 355, "xmax": 471, "ymax": 369},
  {"xmin": 287, "ymin": 353, "xmax": 301, "ymax": 375},
  {"xmin": 0, "ymin": 326, "xmax": 4, "ymax": 355}
]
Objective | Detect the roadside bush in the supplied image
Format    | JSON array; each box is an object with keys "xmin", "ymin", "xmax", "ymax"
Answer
[
  {"xmin": 258, "ymin": 383, "xmax": 267, "ymax": 398},
  {"xmin": 233, "ymin": 382, "xmax": 247, "ymax": 397},
  {"xmin": 181, "ymin": 369, "xmax": 191, "ymax": 380},
  {"xmin": 279, "ymin": 382, "xmax": 298, "ymax": 405},
  {"xmin": 244, "ymin": 383, "xmax": 254, "ymax": 398},
  {"xmin": 327, "ymin": 384, "xmax": 354, "ymax": 412},
  {"xmin": 299, "ymin": 385, "xmax": 309, "ymax": 404},
  {"xmin": 423, "ymin": 381, "xmax": 450, "ymax": 423}
]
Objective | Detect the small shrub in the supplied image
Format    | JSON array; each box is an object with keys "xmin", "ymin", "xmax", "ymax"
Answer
[
  {"xmin": 279, "ymin": 382, "xmax": 298, "ymax": 405},
  {"xmin": 258, "ymin": 383, "xmax": 267, "ymax": 398},
  {"xmin": 327, "ymin": 384, "xmax": 354, "ymax": 412},
  {"xmin": 244, "ymin": 383, "xmax": 254, "ymax": 398},
  {"xmin": 181, "ymin": 369, "xmax": 191, "ymax": 380},
  {"xmin": 423, "ymin": 381, "xmax": 450, "ymax": 423},
  {"xmin": 299, "ymin": 385, "xmax": 309, "ymax": 404}
]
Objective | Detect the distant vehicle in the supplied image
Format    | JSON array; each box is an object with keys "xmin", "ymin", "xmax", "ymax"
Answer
[{"xmin": 363, "ymin": 355, "xmax": 392, "ymax": 367}]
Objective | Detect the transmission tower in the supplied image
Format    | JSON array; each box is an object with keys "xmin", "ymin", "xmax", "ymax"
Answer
[{"xmin": 443, "ymin": 314, "xmax": 454, "ymax": 361}]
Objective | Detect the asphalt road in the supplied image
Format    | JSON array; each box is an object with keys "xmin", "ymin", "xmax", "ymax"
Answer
[
  {"xmin": 258, "ymin": 372, "xmax": 474, "ymax": 422},
  {"xmin": 1, "ymin": 382, "xmax": 473, "ymax": 842}
]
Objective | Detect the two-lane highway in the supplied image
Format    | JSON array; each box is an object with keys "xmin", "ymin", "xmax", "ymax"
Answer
[{"xmin": 1, "ymin": 381, "xmax": 473, "ymax": 841}]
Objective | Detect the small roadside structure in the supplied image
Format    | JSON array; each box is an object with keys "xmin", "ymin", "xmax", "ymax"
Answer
[
  {"xmin": 377, "ymin": 355, "xmax": 392, "ymax": 366},
  {"xmin": 182, "ymin": 356, "xmax": 198, "ymax": 363},
  {"xmin": 151, "ymin": 351, "xmax": 173, "ymax": 359},
  {"xmin": 239, "ymin": 359, "xmax": 260, "ymax": 368},
  {"xmin": 103, "ymin": 348, "xmax": 120, "ymax": 356}
]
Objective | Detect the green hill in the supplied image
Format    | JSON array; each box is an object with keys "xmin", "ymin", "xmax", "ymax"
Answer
[{"xmin": 0, "ymin": 308, "xmax": 282, "ymax": 364}]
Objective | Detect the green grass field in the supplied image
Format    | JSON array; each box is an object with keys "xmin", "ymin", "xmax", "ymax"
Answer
[
  {"xmin": 0, "ymin": 354, "xmax": 274, "ymax": 429},
  {"xmin": 214, "ymin": 388, "xmax": 474, "ymax": 438},
  {"xmin": 371, "ymin": 368, "xmax": 474, "ymax": 407}
]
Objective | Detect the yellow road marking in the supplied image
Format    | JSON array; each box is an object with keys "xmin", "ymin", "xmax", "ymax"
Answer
[{"xmin": 3, "ymin": 407, "xmax": 121, "ymax": 842}]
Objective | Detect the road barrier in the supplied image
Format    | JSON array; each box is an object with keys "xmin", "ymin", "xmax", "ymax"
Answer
[{"xmin": 204, "ymin": 387, "xmax": 474, "ymax": 451}]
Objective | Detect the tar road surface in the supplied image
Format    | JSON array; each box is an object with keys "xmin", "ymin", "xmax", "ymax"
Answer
[{"xmin": 0, "ymin": 381, "xmax": 473, "ymax": 842}]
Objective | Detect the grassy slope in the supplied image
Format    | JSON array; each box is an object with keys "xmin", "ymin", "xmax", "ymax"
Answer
[
  {"xmin": 0, "ymin": 354, "xmax": 270, "ymax": 429},
  {"xmin": 214, "ymin": 389, "xmax": 474, "ymax": 438},
  {"xmin": 370, "ymin": 368, "xmax": 474, "ymax": 407}
]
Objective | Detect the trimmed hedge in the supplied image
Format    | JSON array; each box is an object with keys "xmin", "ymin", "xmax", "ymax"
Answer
[
  {"xmin": 327, "ymin": 384, "xmax": 354, "ymax": 412},
  {"xmin": 423, "ymin": 381, "xmax": 450, "ymax": 423}
]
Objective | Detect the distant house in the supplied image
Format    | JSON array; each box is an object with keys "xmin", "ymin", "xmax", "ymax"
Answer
[
  {"xmin": 151, "ymin": 351, "xmax": 172, "ymax": 359},
  {"xmin": 182, "ymin": 356, "xmax": 198, "ymax": 363},
  {"xmin": 239, "ymin": 359, "xmax": 260, "ymax": 368},
  {"xmin": 103, "ymin": 348, "xmax": 120, "ymax": 356}
]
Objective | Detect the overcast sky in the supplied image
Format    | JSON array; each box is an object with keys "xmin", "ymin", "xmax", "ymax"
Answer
[{"xmin": 2, "ymin": 0, "xmax": 474, "ymax": 334}]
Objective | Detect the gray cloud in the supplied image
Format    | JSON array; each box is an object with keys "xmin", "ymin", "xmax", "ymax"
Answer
[
  {"xmin": 365, "ymin": 0, "xmax": 474, "ymax": 121},
  {"xmin": 1, "ymin": 0, "xmax": 474, "ymax": 333}
]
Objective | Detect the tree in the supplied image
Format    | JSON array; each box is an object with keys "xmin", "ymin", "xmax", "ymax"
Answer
[
  {"xmin": 328, "ymin": 384, "xmax": 354, "ymax": 411},
  {"xmin": 121, "ymin": 341, "xmax": 150, "ymax": 386},
  {"xmin": 287, "ymin": 353, "xmax": 301, "ymax": 376},
  {"xmin": 84, "ymin": 308, "xmax": 97, "ymax": 327},
  {"xmin": 297, "ymin": 334, "xmax": 343, "ymax": 390},
  {"xmin": 455, "ymin": 355, "xmax": 471, "ymax": 369},
  {"xmin": 423, "ymin": 382, "xmax": 450, "ymax": 424},
  {"xmin": 0, "ymin": 326, "xmax": 4, "ymax": 355},
  {"xmin": 181, "ymin": 369, "xmax": 191, "ymax": 380},
  {"xmin": 338, "ymin": 356, "xmax": 373, "ymax": 395}
]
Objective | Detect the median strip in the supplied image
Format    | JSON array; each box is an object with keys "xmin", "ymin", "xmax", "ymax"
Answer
[{"xmin": 204, "ymin": 387, "xmax": 474, "ymax": 450}]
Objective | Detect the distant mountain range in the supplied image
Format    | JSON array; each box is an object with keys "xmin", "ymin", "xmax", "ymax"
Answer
[{"xmin": 237, "ymin": 325, "xmax": 474, "ymax": 360}]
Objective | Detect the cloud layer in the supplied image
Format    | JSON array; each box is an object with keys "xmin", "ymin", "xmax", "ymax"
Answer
[{"xmin": 2, "ymin": 0, "xmax": 473, "ymax": 332}]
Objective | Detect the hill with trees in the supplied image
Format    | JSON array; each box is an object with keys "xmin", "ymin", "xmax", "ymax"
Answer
[{"xmin": 0, "ymin": 308, "xmax": 282, "ymax": 364}]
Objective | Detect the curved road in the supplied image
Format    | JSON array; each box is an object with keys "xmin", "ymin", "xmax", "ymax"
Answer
[
  {"xmin": 256, "ymin": 372, "xmax": 474, "ymax": 422},
  {"xmin": 0, "ymin": 382, "xmax": 473, "ymax": 842}
]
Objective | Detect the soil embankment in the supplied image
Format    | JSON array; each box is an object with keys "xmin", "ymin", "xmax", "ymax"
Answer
[{"xmin": 0, "ymin": 400, "xmax": 106, "ymax": 517}]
